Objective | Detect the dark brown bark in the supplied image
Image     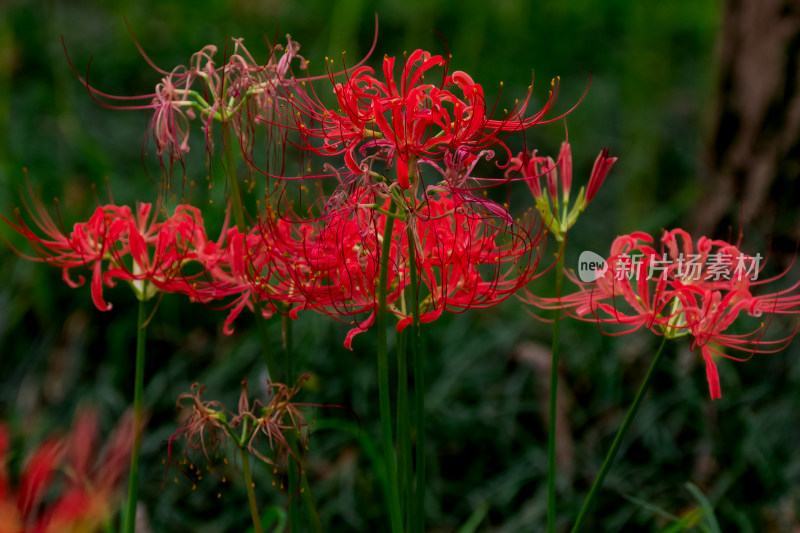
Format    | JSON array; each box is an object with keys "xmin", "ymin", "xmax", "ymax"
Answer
[{"xmin": 694, "ymin": 0, "xmax": 800, "ymax": 252}]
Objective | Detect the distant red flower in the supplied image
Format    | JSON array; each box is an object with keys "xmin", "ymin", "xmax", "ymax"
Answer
[{"xmin": 0, "ymin": 410, "xmax": 132, "ymax": 533}]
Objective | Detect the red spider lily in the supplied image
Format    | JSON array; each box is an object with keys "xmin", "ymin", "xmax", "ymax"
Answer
[
  {"xmin": 285, "ymin": 48, "xmax": 568, "ymax": 190},
  {"xmin": 675, "ymin": 287, "xmax": 778, "ymax": 400},
  {"xmin": 505, "ymin": 141, "xmax": 616, "ymax": 240},
  {"xmin": 4, "ymin": 198, "xmax": 131, "ymax": 311},
  {"xmin": 304, "ymin": 192, "xmax": 409, "ymax": 349},
  {"xmin": 188, "ymin": 203, "xmax": 347, "ymax": 335},
  {"xmin": 397, "ymin": 191, "xmax": 544, "ymax": 329},
  {"xmin": 290, "ymin": 186, "xmax": 543, "ymax": 347},
  {"xmin": 0, "ymin": 410, "xmax": 133, "ymax": 533},
  {"xmin": 193, "ymin": 225, "xmax": 283, "ymax": 335},
  {"xmin": 67, "ymin": 22, "xmax": 381, "ymax": 182},
  {"xmin": 529, "ymin": 229, "xmax": 798, "ymax": 399},
  {"xmin": 526, "ymin": 231, "xmax": 678, "ymax": 333},
  {"xmin": 3, "ymin": 191, "xmax": 214, "ymax": 311}
]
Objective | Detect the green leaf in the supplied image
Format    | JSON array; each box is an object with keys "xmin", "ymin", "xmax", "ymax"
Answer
[
  {"xmin": 623, "ymin": 491, "xmax": 705, "ymax": 533},
  {"xmin": 244, "ymin": 506, "xmax": 287, "ymax": 533},
  {"xmin": 685, "ymin": 482, "xmax": 721, "ymax": 533},
  {"xmin": 457, "ymin": 502, "xmax": 490, "ymax": 533},
  {"xmin": 659, "ymin": 509, "xmax": 704, "ymax": 533}
]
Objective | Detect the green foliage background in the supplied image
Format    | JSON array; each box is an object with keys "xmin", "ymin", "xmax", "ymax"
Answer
[{"xmin": 1, "ymin": 1, "xmax": 799, "ymax": 531}]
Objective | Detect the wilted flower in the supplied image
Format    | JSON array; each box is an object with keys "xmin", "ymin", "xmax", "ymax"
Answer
[
  {"xmin": 167, "ymin": 375, "xmax": 325, "ymax": 486},
  {"xmin": 69, "ymin": 33, "xmax": 312, "ymax": 168},
  {"xmin": 235, "ymin": 375, "xmax": 315, "ymax": 469},
  {"xmin": 168, "ymin": 383, "xmax": 229, "ymax": 467}
]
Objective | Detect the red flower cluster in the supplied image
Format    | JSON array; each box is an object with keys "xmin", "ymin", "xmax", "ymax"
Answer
[
  {"xmin": 48, "ymin": 35, "xmax": 588, "ymax": 348},
  {"xmin": 531, "ymin": 229, "xmax": 798, "ymax": 399},
  {"xmin": 309, "ymin": 188, "xmax": 543, "ymax": 348},
  {"xmin": 3, "ymin": 194, "xmax": 212, "ymax": 310},
  {"xmin": 44, "ymin": 39, "xmax": 568, "ymax": 348},
  {"xmin": 5, "ymin": 184, "xmax": 541, "ymax": 349}
]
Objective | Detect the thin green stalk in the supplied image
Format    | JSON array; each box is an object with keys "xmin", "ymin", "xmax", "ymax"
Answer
[
  {"xmin": 547, "ymin": 241, "xmax": 566, "ymax": 533},
  {"xmin": 395, "ymin": 328, "xmax": 411, "ymax": 519},
  {"xmin": 571, "ymin": 336, "xmax": 670, "ymax": 532},
  {"xmin": 241, "ymin": 447, "xmax": 264, "ymax": 533},
  {"xmin": 281, "ymin": 308, "xmax": 294, "ymax": 384},
  {"xmin": 222, "ymin": 123, "xmax": 248, "ymax": 234},
  {"xmin": 407, "ymin": 226, "xmax": 425, "ymax": 533},
  {"xmin": 286, "ymin": 432, "xmax": 300, "ymax": 533},
  {"xmin": 377, "ymin": 213, "xmax": 404, "ymax": 533},
  {"xmin": 282, "ymin": 308, "xmax": 300, "ymax": 533},
  {"xmin": 123, "ymin": 298, "xmax": 147, "ymax": 533},
  {"xmin": 254, "ymin": 315, "xmax": 279, "ymax": 382}
]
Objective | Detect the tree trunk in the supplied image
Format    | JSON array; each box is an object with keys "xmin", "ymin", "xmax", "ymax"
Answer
[{"xmin": 693, "ymin": 0, "xmax": 800, "ymax": 254}]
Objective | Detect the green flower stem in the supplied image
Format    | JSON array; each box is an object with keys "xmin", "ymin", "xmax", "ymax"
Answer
[
  {"xmin": 254, "ymin": 316, "xmax": 279, "ymax": 383},
  {"xmin": 281, "ymin": 307, "xmax": 294, "ymax": 383},
  {"xmin": 547, "ymin": 241, "xmax": 566, "ymax": 533},
  {"xmin": 377, "ymin": 212, "xmax": 404, "ymax": 533},
  {"xmin": 281, "ymin": 307, "xmax": 300, "ymax": 533},
  {"xmin": 123, "ymin": 297, "xmax": 147, "ymax": 533},
  {"xmin": 361, "ymin": 204, "xmax": 405, "ymax": 219},
  {"xmin": 286, "ymin": 430, "xmax": 300, "ymax": 533},
  {"xmin": 222, "ymin": 123, "xmax": 247, "ymax": 235},
  {"xmin": 395, "ymin": 328, "xmax": 411, "ymax": 517},
  {"xmin": 571, "ymin": 336, "xmax": 670, "ymax": 532},
  {"xmin": 406, "ymin": 226, "xmax": 425, "ymax": 533},
  {"xmin": 241, "ymin": 446, "xmax": 264, "ymax": 533}
]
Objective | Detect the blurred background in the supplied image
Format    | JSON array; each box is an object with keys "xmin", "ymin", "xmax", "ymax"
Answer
[{"xmin": 1, "ymin": 0, "xmax": 799, "ymax": 531}]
